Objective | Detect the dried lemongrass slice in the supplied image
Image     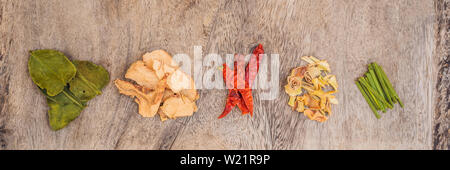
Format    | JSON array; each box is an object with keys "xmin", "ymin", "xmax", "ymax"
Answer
[
  {"xmin": 290, "ymin": 66, "xmax": 307, "ymax": 78},
  {"xmin": 306, "ymin": 66, "xmax": 322, "ymax": 79},
  {"xmin": 301, "ymin": 56, "xmax": 315, "ymax": 64},
  {"xmin": 324, "ymin": 75, "xmax": 338, "ymax": 90},
  {"xmin": 288, "ymin": 96, "xmax": 296, "ymax": 108},
  {"xmin": 303, "ymin": 109, "xmax": 328, "ymax": 122},
  {"xmin": 296, "ymin": 100, "xmax": 305, "ymax": 112},
  {"xmin": 285, "ymin": 75, "xmax": 303, "ymax": 96},
  {"xmin": 285, "ymin": 56, "xmax": 338, "ymax": 122},
  {"xmin": 302, "ymin": 56, "xmax": 331, "ymax": 72}
]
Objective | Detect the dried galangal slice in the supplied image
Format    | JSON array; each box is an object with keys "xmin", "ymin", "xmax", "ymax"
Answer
[
  {"xmin": 160, "ymin": 95, "xmax": 198, "ymax": 119},
  {"xmin": 115, "ymin": 50, "xmax": 199, "ymax": 121},
  {"xmin": 114, "ymin": 79, "xmax": 165, "ymax": 117},
  {"xmin": 284, "ymin": 56, "xmax": 338, "ymax": 122}
]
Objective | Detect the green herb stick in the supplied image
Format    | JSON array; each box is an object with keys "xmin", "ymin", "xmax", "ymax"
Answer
[
  {"xmin": 372, "ymin": 63, "xmax": 394, "ymax": 105},
  {"xmin": 369, "ymin": 68, "xmax": 385, "ymax": 100},
  {"xmin": 374, "ymin": 63, "xmax": 403, "ymax": 108},
  {"xmin": 359, "ymin": 78, "xmax": 393, "ymax": 109},
  {"xmin": 356, "ymin": 81, "xmax": 380, "ymax": 119},
  {"xmin": 366, "ymin": 72, "xmax": 386, "ymax": 111},
  {"xmin": 361, "ymin": 77, "xmax": 381, "ymax": 110},
  {"xmin": 356, "ymin": 62, "xmax": 404, "ymax": 119}
]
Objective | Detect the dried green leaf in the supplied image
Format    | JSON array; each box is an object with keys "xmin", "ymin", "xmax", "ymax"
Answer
[
  {"xmin": 40, "ymin": 87, "xmax": 85, "ymax": 130},
  {"xmin": 69, "ymin": 60, "xmax": 110, "ymax": 102},
  {"xmin": 28, "ymin": 50, "xmax": 77, "ymax": 96}
]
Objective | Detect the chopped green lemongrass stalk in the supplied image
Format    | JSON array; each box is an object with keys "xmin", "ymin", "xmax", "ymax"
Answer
[
  {"xmin": 362, "ymin": 81, "xmax": 392, "ymax": 109},
  {"xmin": 366, "ymin": 73, "xmax": 376, "ymax": 89},
  {"xmin": 362, "ymin": 76, "xmax": 380, "ymax": 110},
  {"xmin": 391, "ymin": 94, "xmax": 398, "ymax": 104},
  {"xmin": 356, "ymin": 81, "xmax": 380, "ymax": 119},
  {"xmin": 368, "ymin": 68, "xmax": 385, "ymax": 100},
  {"xmin": 359, "ymin": 78, "xmax": 393, "ymax": 109},
  {"xmin": 363, "ymin": 81, "xmax": 383, "ymax": 111},
  {"xmin": 359, "ymin": 78, "xmax": 382, "ymax": 110},
  {"xmin": 369, "ymin": 69, "xmax": 388, "ymax": 111},
  {"xmin": 372, "ymin": 63, "xmax": 394, "ymax": 104},
  {"xmin": 362, "ymin": 83, "xmax": 379, "ymax": 110},
  {"xmin": 377, "ymin": 64, "xmax": 396, "ymax": 101},
  {"xmin": 375, "ymin": 63, "xmax": 403, "ymax": 108},
  {"xmin": 361, "ymin": 77, "xmax": 381, "ymax": 110},
  {"xmin": 372, "ymin": 63, "xmax": 393, "ymax": 105},
  {"xmin": 396, "ymin": 96, "xmax": 404, "ymax": 107},
  {"xmin": 374, "ymin": 63, "xmax": 403, "ymax": 107},
  {"xmin": 362, "ymin": 83, "xmax": 380, "ymax": 111},
  {"xmin": 365, "ymin": 72, "xmax": 386, "ymax": 111}
]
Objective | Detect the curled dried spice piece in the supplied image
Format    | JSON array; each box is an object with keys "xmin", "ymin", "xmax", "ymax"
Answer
[
  {"xmin": 115, "ymin": 50, "xmax": 199, "ymax": 121},
  {"xmin": 285, "ymin": 66, "xmax": 306, "ymax": 96},
  {"xmin": 296, "ymin": 100, "xmax": 305, "ymax": 112},
  {"xmin": 114, "ymin": 79, "xmax": 164, "ymax": 117},
  {"xmin": 125, "ymin": 60, "xmax": 160, "ymax": 89},
  {"xmin": 161, "ymin": 95, "xmax": 198, "ymax": 119},
  {"xmin": 303, "ymin": 109, "xmax": 328, "ymax": 123},
  {"xmin": 284, "ymin": 56, "xmax": 338, "ymax": 122},
  {"xmin": 167, "ymin": 69, "xmax": 195, "ymax": 93}
]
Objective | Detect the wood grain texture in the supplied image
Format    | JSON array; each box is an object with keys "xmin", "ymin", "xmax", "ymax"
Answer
[
  {"xmin": 0, "ymin": 0, "xmax": 442, "ymax": 149},
  {"xmin": 433, "ymin": 0, "xmax": 449, "ymax": 150}
]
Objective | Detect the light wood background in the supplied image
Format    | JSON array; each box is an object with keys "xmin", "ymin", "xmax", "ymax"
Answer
[{"xmin": 0, "ymin": 0, "xmax": 447, "ymax": 150}]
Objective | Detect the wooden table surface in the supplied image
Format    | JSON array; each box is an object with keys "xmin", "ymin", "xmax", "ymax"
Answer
[{"xmin": 0, "ymin": 0, "xmax": 448, "ymax": 150}]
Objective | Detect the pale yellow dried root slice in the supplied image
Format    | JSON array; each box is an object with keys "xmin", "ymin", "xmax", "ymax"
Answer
[
  {"xmin": 125, "ymin": 60, "xmax": 160, "ymax": 89},
  {"xmin": 167, "ymin": 69, "xmax": 195, "ymax": 93},
  {"xmin": 143, "ymin": 50, "xmax": 179, "ymax": 79},
  {"xmin": 160, "ymin": 95, "xmax": 197, "ymax": 119},
  {"xmin": 143, "ymin": 50, "xmax": 178, "ymax": 69},
  {"xmin": 115, "ymin": 49, "xmax": 199, "ymax": 122},
  {"xmin": 114, "ymin": 79, "xmax": 164, "ymax": 117}
]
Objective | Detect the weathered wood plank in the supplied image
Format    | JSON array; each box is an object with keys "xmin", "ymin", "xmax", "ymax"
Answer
[
  {"xmin": 0, "ymin": 0, "xmax": 441, "ymax": 150},
  {"xmin": 433, "ymin": 0, "xmax": 449, "ymax": 150}
]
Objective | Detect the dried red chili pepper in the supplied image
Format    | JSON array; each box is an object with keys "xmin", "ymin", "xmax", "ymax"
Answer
[
  {"xmin": 218, "ymin": 44, "xmax": 264, "ymax": 119},
  {"xmin": 246, "ymin": 44, "xmax": 264, "ymax": 87}
]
